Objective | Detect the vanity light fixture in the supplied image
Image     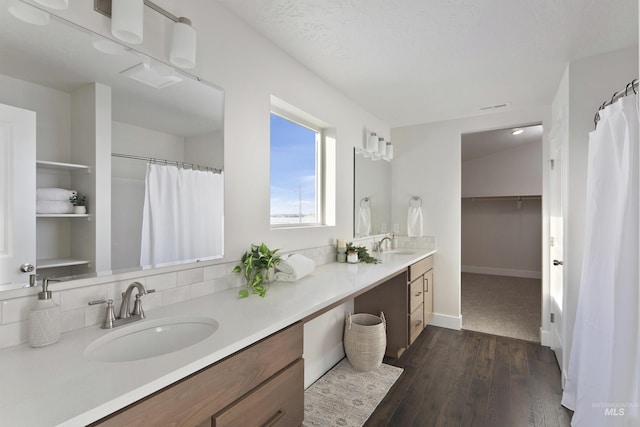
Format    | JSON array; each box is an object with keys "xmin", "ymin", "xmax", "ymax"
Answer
[
  {"xmin": 511, "ymin": 128, "xmax": 524, "ymax": 135},
  {"xmin": 170, "ymin": 17, "xmax": 196, "ymax": 69},
  {"xmin": 94, "ymin": 0, "xmax": 197, "ymax": 69},
  {"xmin": 110, "ymin": 0, "xmax": 144, "ymax": 44},
  {"xmin": 8, "ymin": 0, "xmax": 50, "ymax": 25},
  {"xmin": 33, "ymin": 0, "xmax": 68, "ymax": 10}
]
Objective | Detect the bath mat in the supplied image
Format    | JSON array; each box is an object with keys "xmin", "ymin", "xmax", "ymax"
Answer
[{"xmin": 303, "ymin": 358, "xmax": 403, "ymax": 426}]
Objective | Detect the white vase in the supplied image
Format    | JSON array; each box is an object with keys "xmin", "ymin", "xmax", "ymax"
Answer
[{"xmin": 73, "ymin": 206, "xmax": 86, "ymax": 214}]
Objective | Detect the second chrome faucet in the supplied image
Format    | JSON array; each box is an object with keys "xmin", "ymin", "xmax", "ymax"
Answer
[{"xmin": 89, "ymin": 281, "xmax": 156, "ymax": 329}]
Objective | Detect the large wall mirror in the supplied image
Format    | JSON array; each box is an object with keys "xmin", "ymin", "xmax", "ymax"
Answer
[
  {"xmin": 353, "ymin": 149, "xmax": 391, "ymax": 237},
  {"xmin": 0, "ymin": 0, "xmax": 224, "ymax": 291}
]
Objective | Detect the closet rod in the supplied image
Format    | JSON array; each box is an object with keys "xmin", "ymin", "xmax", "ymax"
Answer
[
  {"xmin": 594, "ymin": 78, "xmax": 638, "ymax": 128},
  {"xmin": 462, "ymin": 195, "xmax": 541, "ymax": 201},
  {"xmin": 111, "ymin": 153, "xmax": 222, "ymax": 173}
]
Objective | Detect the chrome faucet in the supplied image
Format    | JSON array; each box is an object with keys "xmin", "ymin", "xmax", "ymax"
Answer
[
  {"xmin": 374, "ymin": 236, "xmax": 392, "ymax": 253},
  {"xmin": 89, "ymin": 281, "xmax": 155, "ymax": 329}
]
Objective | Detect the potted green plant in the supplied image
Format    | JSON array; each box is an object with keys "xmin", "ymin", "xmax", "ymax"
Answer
[
  {"xmin": 345, "ymin": 242, "xmax": 380, "ymax": 264},
  {"xmin": 233, "ymin": 243, "xmax": 281, "ymax": 298},
  {"xmin": 69, "ymin": 193, "xmax": 87, "ymax": 214}
]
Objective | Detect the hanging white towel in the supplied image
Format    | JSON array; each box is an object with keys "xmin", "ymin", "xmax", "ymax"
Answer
[
  {"xmin": 140, "ymin": 164, "xmax": 224, "ymax": 267},
  {"xmin": 356, "ymin": 206, "xmax": 372, "ymax": 236},
  {"xmin": 561, "ymin": 95, "xmax": 639, "ymax": 426},
  {"xmin": 407, "ymin": 206, "xmax": 423, "ymax": 237},
  {"xmin": 274, "ymin": 254, "xmax": 315, "ymax": 281}
]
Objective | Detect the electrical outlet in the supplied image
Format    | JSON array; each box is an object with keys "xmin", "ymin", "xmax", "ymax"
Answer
[{"xmin": 393, "ymin": 223, "xmax": 400, "ymax": 233}]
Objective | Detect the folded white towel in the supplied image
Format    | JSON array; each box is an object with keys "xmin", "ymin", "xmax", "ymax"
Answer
[
  {"xmin": 36, "ymin": 188, "xmax": 77, "ymax": 201},
  {"xmin": 407, "ymin": 206, "xmax": 423, "ymax": 237},
  {"xmin": 275, "ymin": 254, "xmax": 315, "ymax": 282},
  {"xmin": 36, "ymin": 200, "xmax": 73, "ymax": 214}
]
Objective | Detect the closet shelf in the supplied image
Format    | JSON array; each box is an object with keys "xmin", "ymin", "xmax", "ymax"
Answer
[
  {"xmin": 36, "ymin": 160, "xmax": 91, "ymax": 173},
  {"xmin": 37, "ymin": 258, "xmax": 90, "ymax": 269},
  {"xmin": 36, "ymin": 214, "xmax": 91, "ymax": 219}
]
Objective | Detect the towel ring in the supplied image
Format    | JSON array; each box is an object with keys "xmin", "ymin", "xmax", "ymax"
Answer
[
  {"xmin": 360, "ymin": 197, "xmax": 371, "ymax": 208},
  {"xmin": 409, "ymin": 196, "xmax": 422, "ymax": 207}
]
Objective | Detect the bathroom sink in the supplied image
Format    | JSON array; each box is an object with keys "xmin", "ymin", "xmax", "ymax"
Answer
[
  {"xmin": 384, "ymin": 250, "xmax": 416, "ymax": 255},
  {"xmin": 85, "ymin": 316, "xmax": 219, "ymax": 362}
]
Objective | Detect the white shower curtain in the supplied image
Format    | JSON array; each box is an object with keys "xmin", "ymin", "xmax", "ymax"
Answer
[
  {"xmin": 562, "ymin": 95, "xmax": 639, "ymax": 426},
  {"xmin": 140, "ymin": 164, "xmax": 223, "ymax": 267}
]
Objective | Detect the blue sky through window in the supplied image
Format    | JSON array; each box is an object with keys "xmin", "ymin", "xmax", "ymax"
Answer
[{"xmin": 270, "ymin": 113, "xmax": 317, "ymax": 223}]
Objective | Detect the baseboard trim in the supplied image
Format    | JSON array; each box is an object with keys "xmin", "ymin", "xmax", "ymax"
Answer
[
  {"xmin": 462, "ymin": 265, "xmax": 542, "ymax": 279},
  {"xmin": 540, "ymin": 328, "xmax": 551, "ymax": 346},
  {"xmin": 429, "ymin": 313, "xmax": 462, "ymax": 330}
]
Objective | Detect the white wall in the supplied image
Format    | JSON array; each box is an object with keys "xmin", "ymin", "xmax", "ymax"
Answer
[
  {"xmin": 184, "ymin": 130, "xmax": 223, "ymax": 170},
  {"xmin": 462, "ymin": 140, "xmax": 542, "ymax": 197},
  {"xmin": 461, "ymin": 140, "xmax": 542, "ymax": 278},
  {"xmin": 0, "ymin": 74, "xmax": 71, "ymax": 162},
  {"xmin": 461, "ymin": 198, "xmax": 542, "ymax": 277},
  {"xmin": 562, "ymin": 46, "xmax": 638, "ymax": 373},
  {"xmin": 391, "ymin": 106, "xmax": 551, "ymax": 331},
  {"xmin": 29, "ymin": 0, "xmax": 389, "ymax": 385}
]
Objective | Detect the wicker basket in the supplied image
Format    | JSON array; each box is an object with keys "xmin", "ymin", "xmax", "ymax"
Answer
[{"xmin": 344, "ymin": 312, "xmax": 386, "ymax": 372}]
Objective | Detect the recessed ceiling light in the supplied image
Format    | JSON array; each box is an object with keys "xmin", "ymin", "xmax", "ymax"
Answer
[{"xmin": 511, "ymin": 128, "xmax": 524, "ymax": 135}]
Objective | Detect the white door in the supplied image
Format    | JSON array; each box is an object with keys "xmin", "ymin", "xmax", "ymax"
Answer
[
  {"xmin": 549, "ymin": 120, "xmax": 566, "ymax": 377},
  {"xmin": 0, "ymin": 103, "xmax": 36, "ymax": 290}
]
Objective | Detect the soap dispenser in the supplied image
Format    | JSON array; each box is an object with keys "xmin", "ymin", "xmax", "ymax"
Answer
[{"xmin": 28, "ymin": 277, "xmax": 61, "ymax": 347}]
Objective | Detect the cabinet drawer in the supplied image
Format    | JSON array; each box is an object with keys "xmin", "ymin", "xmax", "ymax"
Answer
[
  {"xmin": 92, "ymin": 323, "xmax": 303, "ymax": 427},
  {"xmin": 408, "ymin": 255, "xmax": 433, "ymax": 282},
  {"xmin": 409, "ymin": 304, "xmax": 424, "ymax": 345},
  {"xmin": 409, "ymin": 278, "xmax": 423, "ymax": 314},
  {"xmin": 214, "ymin": 359, "xmax": 304, "ymax": 427}
]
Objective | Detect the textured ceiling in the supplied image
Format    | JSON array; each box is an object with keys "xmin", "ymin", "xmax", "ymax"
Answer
[{"xmin": 217, "ymin": 0, "xmax": 638, "ymax": 127}]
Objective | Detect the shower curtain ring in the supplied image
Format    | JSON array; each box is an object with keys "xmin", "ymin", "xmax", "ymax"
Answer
[{"xmin": 610, "ymin": 91, "xmax": 620, "ymax": 105}]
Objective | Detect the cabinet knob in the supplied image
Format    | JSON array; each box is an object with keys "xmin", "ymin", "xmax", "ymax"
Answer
[{"xmin": 553, "ymin": 260, "xmax": 563, "ymax": 266}]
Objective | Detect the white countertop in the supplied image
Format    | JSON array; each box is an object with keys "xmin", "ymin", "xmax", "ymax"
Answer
[{"xmin": 0, "ymin": 249, "xmax": 435, "ymax": 426}]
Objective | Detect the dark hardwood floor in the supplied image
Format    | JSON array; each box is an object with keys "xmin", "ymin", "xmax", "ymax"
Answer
[{"xmin": 365, "ymin": 326, "xmax": 573, "ymax": 427}]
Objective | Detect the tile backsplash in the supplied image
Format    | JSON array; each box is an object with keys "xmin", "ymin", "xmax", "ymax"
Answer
[{"xmin": 0, "ymin": 244, "xmax": 338, "ymax": 350}]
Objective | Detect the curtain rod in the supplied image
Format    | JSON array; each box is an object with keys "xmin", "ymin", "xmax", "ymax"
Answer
[
  {"xmin": 111, "ymin": 153, "xmax": 222, "ymax": 173},
  {"xmin": 594, "ymin": 78, "xmax": 638, "ymax": 128}
]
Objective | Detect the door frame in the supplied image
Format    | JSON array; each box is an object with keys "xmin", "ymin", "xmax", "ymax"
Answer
[{"xmin": 459, "ymin": 117, "xmax": 552, "ymax": 348}]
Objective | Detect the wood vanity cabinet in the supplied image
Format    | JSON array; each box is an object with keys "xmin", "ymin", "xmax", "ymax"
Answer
[
  {"xmin": 354, "ymin": 254, "xmax": 434, "ymax": 358},
  {"xmin": 91, "ymin": 323, "xmax": 304, "ymax": 427},
  {"xmin": 408, "ymin": 255, "xmax": 434, "ymax": 340}
]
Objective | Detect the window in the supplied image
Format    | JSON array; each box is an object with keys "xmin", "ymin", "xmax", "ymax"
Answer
[{"xmin": 270, "ymin": 97, "xmax": 335, "ymax": 227}]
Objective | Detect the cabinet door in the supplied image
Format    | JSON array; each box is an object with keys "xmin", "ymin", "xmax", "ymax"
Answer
[
  {"xmin": 213, "ymin": 359, "xmax": 304, "ymax": 427},
  {"xmin": 423, "ymin": 269, "xmax": 434, "ymax": 325},
  {"xmin": 0, "ymin": 103, "xmax": 35, "ymax": 289}
]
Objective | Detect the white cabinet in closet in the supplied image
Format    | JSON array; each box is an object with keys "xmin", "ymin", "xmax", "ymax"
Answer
[{"xmin": 36, "ymin": 160, "xmax": 92, "ymax": 275}]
